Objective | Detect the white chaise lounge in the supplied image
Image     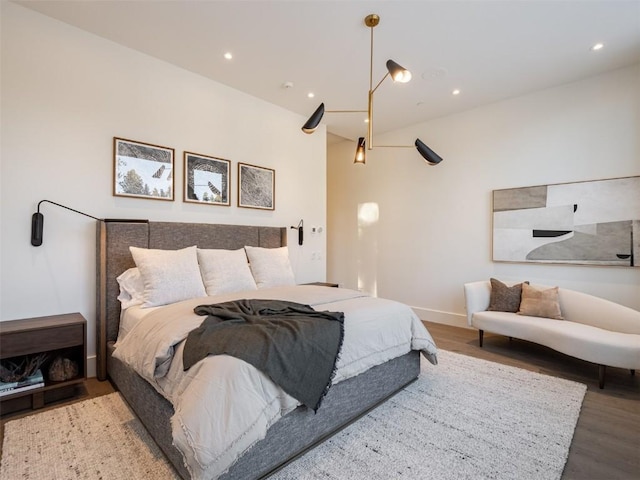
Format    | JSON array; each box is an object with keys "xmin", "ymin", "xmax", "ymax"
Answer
[{"xmin": 464, "ymin": 280, "xmax": 640, "ymax": 388}]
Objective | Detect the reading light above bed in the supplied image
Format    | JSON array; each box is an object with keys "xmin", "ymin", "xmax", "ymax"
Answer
[
  {"xmin": 290, "ymin": 219, "xmax": 304, "ymax": 245},
  {"xmin": 30, "ymin": 200, "xmax": 148, "ymax": 246},
  {"xmin": 301, "ymin": 13, "xmax": 443, "ymax": 167}
]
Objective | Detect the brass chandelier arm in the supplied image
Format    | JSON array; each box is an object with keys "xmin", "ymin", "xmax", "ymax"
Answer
[
  {"xmin": 368, "ymin": 17, "xmax": 374, "ymax": 150},
  {"xmin": 368, "ymin": 18, "xmax": 375, "ymax": 150},
  {"xmin": 369, "ymin": 17, "xmax": 375, "ymax": 92},
  {"xmin": 366, "ymin": 18, "xmax": 392, "ymax": 150},
  {"xmin": 368, "ymin": 91, "xmax": 374, "ymax": 149},
  {"xmin": 371, "ymin": 72, "xmax": 390, "ymax": 95},
  {"xmin": 371, "ymin": 145, "xmax": 415, "ymax": 148},
  {"xmin": 325, "ymin": 109, "xmax": 368, "ymax": 113}
]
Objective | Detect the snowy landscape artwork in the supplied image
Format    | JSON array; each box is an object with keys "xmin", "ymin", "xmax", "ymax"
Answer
[
  {"xmin": 238, "ymin": 163, "xmax": 275, "ymax": 210},
  {"xmin": 114, "ymin": 137, "xmax": 174, "ymax": 201},
  {"xmin": 492, "ymin": 176, "xmax": 639, "ymax": 267},
  {"xmin": 184, "ymin": 152, "xmax": 230, "ymax": 206}
]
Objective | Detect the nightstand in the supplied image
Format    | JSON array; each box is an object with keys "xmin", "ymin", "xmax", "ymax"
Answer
[
  {"xmin": 0, "ymin": 313, "xmax": 87, "ymax": 415},
  {"xmin": 302, "ymin": 282, "xmax": 339, "ymax": 288}
]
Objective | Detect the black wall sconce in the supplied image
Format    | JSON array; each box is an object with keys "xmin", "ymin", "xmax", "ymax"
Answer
[
  {"xmin": 290, "ymin": 219, "xmax": 304, "ymax": 246},
  {"xmin": 31, "ymin": 200, "xmax": 148, "ymax": 246}
]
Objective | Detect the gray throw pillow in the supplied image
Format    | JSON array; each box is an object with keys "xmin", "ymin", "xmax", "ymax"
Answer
[{"xmin": 487, "ymin": 278, "xmax": 528, "ymax": 313}]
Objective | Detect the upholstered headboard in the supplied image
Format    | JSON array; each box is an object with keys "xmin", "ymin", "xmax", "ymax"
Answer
[{"xmin": 95, "ymin": 221, "xmax": 287, "ymax": 380}]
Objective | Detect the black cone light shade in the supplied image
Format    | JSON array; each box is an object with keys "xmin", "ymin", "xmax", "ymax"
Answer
[
  {"xmin": 415, "ymin": 139, "xmax": 443, "ymax": 165},
  {"xmin": 301, "ymin": 103, "xmax": 325, "ymax": 134},
  {"xmin": 354, "ymin": 137, "xmax": 366, "ymax": 164},
  {"xmin": 386, "ymin": 60, "xmax": 412, "ymax": 83}
]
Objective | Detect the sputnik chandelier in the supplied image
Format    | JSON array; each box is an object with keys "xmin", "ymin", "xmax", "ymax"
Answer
[{"xmin": 301, "ymin": 13, "xmax": 443, "ymax": 166}]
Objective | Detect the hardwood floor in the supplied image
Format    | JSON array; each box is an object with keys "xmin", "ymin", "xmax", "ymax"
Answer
[{"xmin": 1, "ymin": 322, "xmax": 638, "ymax": 479}]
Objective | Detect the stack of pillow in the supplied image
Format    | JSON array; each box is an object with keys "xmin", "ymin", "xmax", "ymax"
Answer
[
  {"xmin": 117, "ymin": 245, "xmax": 297, "ymax": 309},
  {"xmin": 487, "ymin": 278, "xmax": 563, "ymax": 320}
]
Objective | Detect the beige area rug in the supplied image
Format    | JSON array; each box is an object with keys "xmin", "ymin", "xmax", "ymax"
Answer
[
  {"xmin": 1, "ymin": 351, "xmax": 587, "ymax": 480},
  {"xmin": 1, "ymin": 392, "xmax": 179, "ymax": 480}
]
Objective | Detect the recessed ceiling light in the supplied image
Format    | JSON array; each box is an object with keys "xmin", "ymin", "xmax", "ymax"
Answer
[
  {"xmin": 364, "ymin": 118, "xmax": 369, "ymax": 123},
  {"xmin": 224, "ymin": 52, "xmax": 233, "ymax": 60},
  {"xmin": 307, "ymin": 92, "xmax": 315, "ymax": 98},
  {"xmin": 452, "ymin": 89, "xmax": 461, "ymax": 96},
  {"xmin": 591, "ymin": 43, "xmax": 604, "ymax": 51}
]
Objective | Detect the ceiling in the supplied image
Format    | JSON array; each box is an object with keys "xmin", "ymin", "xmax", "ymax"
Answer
[{"xmin": 14, "ymin": 0, "xmax": 640, "ymax": 143}]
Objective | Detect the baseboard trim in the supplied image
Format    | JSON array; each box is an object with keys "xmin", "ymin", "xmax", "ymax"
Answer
[
  {"xmin": 411, "ymin": 307, "xmax": 470, "ymax": 329},
  {"xmin": 87, "ymin": 355, "xmax": 96, "ymax": 379}
]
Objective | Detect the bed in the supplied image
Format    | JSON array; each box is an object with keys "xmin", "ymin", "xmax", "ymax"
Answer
[{"xmin": 96, "ymin": 220, "xmax": 438, "ymax": 479}]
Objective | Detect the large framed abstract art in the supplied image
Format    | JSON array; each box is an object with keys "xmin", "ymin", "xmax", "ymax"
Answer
[{"xmin": 492, "ymin": 176, "xmax": 639, "ymax": 267}]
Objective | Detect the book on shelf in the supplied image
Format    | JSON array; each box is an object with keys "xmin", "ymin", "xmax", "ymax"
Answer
[
  {"xmin": 0, "ymin": 381, "xmax": 45, "ymax": 397},
  {"xmin": 0, "ymin": 369, "xmax": 45, "ymax": 396}
]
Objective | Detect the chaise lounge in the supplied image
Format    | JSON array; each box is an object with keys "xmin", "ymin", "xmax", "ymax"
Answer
[{"xmin": 464, "ymin": 280, "xmax": 640, "ymax": 388}]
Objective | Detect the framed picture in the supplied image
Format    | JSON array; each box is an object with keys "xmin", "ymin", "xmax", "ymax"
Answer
[
  {"xmin": 183, "ymin": 152, "xmax": 230, "ymax": 206},
  {"xmin": 492, "ymin": 176, "xmax": 639, "ymax": 267},
  {"xmin": 238, "ymin": 163, "xmax": 275, "ymax": 210},
  {"xmin": 113, "ymin": 137, "xmax": 174, "ymax": 201}
]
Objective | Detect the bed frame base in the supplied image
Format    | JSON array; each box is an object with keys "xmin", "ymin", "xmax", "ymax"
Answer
[{"xmin": 108, "ymin": 346, "xmax": 419, "ymax": 479}]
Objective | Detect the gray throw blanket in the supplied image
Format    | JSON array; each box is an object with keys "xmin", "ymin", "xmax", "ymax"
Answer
[{"xmin": 183, "ymin": 299, "xmax": 345, "ymax": 411}]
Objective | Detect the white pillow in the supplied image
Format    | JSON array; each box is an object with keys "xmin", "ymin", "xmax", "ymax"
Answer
[
  {"xmin": 245, "ymin": 246, "xmax": 296, "ymax": 289},
  {"xmin": 197, "ymin": 248, "xmax": 257, "ymax": 296},
  {"xmin": 129, "ymin": 245, "xmax": 206, "ymax": 307},
  {"xmin": 116, "ymin": 267, "xmax": 145, "ymax": 309}
]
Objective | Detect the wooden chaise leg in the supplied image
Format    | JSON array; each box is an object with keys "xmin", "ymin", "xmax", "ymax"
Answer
[
  {"xmin": 599, "ymin": 365, "xmax": 606, "ymax": 389},
  {"xmin": 479, "ymin": 329, "xmax": 484, "ymax": 348}
]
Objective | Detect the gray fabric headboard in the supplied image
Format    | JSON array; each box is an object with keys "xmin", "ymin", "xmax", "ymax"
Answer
[{"xmin": 96, "ymin": 221, "xmax": 287, "ymax": 380}]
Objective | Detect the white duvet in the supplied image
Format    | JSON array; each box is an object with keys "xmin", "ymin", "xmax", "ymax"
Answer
[{"xmin": 113, "ymin": 285, "xmax": 438, "ymax": 480}]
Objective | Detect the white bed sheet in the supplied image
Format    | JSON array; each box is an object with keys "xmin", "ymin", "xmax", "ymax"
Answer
[
  {"xmin": 113, "ymin": 285, "xmax": 438, "ymax": 480},
  {"xmin": 118, "ymin": 304, "xmax": 160, "ymax": 341}
]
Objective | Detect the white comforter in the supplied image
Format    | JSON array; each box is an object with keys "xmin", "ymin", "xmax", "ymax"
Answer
[{"xmin": 113, "ymin": 285, "xmax": 438, "ymax": 479}]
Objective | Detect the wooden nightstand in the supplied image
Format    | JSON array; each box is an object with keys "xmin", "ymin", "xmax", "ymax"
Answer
[
  {"xmin": 0, "ymin": 313, "xmax": 87, "ymax": 415},
  {"xmin": 302, "ymin": 282, "xmax": 339, "ymax": 288}
]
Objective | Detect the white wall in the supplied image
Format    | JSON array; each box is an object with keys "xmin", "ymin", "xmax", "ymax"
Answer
[
  {"xmin": 0, "ymin": 3, "xmax": 327, "ymax": 375},
  {"xmin": 328, "ymin": 64, "xmax": 640, "ymax": 327}
]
